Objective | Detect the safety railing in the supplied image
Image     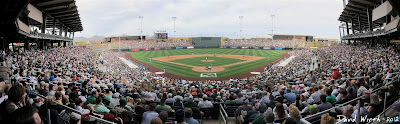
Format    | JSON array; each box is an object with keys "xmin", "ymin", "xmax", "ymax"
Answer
[
  {"xmin": 300, "ymin": 74, "xmax": 399, "ymax": 124},
  {"xmin": 219, "ymin": 104, "xmax": 229, "ymax": 124}
]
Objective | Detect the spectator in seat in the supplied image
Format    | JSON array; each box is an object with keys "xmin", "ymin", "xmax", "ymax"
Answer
[
  {"xmin": 85, "ymin": 90, "xmax": 98, "ymax": 105},
  {"xmin": 79, "ymin": 90, "xmax": 87, "ymax": 103},
  {"xmin": 165, "ymin": 94, "xmax": 175, "ymax": 104},
  {"xmin": 94, "ymin": 97, "xmax": 110, "ymax": 115},
  {"xmin": 306, "ymin": 105, "xmax": 318, "ymax": 117},
  {"xmin": 324, "ymin": 88, "xmax": 336, "ymax": 104},
  {"xmin": 5, "ymin": 84, "xmax": 27, "ymax": 114},
  {"xmin": 282, "ymin": 117, "xmax": 297, "ymax": 124},
  {"xmin": 367, "ymin": 93, "xmax": 380, "ymax": 113},
  {"xmin": 288, "ymin": 105, "xmax": 301, "ymax": 124},
  {"xmin": 317, "ymin": 94, "xmax": 332, "ymax": 112},
  {"xmin": 55, "ymin": 91, "xmax": 63, "ymax": 104},
  {"xmin": 198, "ymin": 95, "xmax": 213, "ymax": 108},
  {"xmin": 158, "ymin": 111, "xmax": 170, "ymax": 124},
  {"xmin": 337, "ymin": 105, "xmax": 353, "ymax": 124},
  {"xmin": 75, "ymin": 97, "xmax": 84, "ymax": 111},
  {"xmin": 156, "ymin": 99, "xmax": 173, "ymax": 113},
  {"xmin": 142, "ymin": 103, "xmax": 159, "ymax": 124},
  {"xmin": 173, "ymin": 97, "xmax": 184, "ymax": 108},
  {"xmin": 335, "ymin": 90, "xmax": 350, "ymax": 105},
  {"xmin": 284, "ymin": 89, "xmax": 296, "ymax": 104},
  {"xmin": 355, "ymin": 83, "xmax": 367, "ymax": 97},
  {"xmin": 10, "ymin": 105, "xmax": 41, "ymax": 124},
  {"xmin": 225, "ymin": 95, "xmax": 236, "ymax": 104},
  {"xmin": 263, "ymin": 111, "xmax": 275, "ymax": 124},
  {"xmin": 135, "ymin": 99, "xmax": 146, "ymax": 117},
  {"xmin": 175, "ymin": 109, "xmax": 186, "ymax": 124},
  {"xmin": 150, "ymin": 117, "xmax": 163, "ymax": 124},
  {"xmin": 184, "ymin": 108, "xmax": 199, "ymax": 124},
  {"xmin": 274, "ymin": 102, "xmax": 289, "ymax": 121},
  {"xmin": 235, "ymin": 93, "xmax": 246, "ymax": 104},
  {"xmin": 320, "ymin": 113, "xmax": 335, "ymax": 124},
  {"xmin": 332, "ymin": 67, "xmax": 340, "ymax": 80}
]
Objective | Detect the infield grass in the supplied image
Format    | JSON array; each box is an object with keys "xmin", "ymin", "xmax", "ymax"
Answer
[{"xmin": 129, "ymin": 49, "xmax": 286, "ymax": 78}]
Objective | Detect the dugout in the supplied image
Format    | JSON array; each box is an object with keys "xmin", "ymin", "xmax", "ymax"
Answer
[{"xmin": 191, "ymin": 37, "xmax": 223, "ymax": 48}]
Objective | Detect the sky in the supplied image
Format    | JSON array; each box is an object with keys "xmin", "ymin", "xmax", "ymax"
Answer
[{"xmin": 74, "ymin": 0, "xmax": 345, "ymax": 39}]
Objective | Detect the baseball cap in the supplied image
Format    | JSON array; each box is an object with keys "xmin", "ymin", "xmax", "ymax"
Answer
[
  {"xmin": 307, "ymin": 105, "xmax": 318, "ymax": 114},
  {"xmin": 175, "ymin": 109, "xmax": 185, "ymax": 119}
]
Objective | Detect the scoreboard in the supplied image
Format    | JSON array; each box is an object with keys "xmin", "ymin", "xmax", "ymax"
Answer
[{"xmin": 154, "ymin": 30, "xmax": 168, "ymax": 39}]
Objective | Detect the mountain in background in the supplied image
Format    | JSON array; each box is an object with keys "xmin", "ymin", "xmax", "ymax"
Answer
[{"xmin": 73, "ymin": 35, "xmax": 104, "ymax": 41}]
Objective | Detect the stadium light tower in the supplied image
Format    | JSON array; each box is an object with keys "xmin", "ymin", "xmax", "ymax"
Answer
[
  {"xmin": 172, "ymin": 17, "xmax": 177, "ymax": 41},
  {"xmin": 239, "ymin": 16, "xmax": 243, "ymax": 40},
  {"xmin": 139, "ymin": 16, "xmax": 143, "ymax": 43},
  {"xmin": 270, "ymin": 14, "xmax": 275, "ymax": 42}
]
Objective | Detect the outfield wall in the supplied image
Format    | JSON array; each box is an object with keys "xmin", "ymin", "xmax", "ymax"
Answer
[{"xmin": 111, "ymin": 46, "xmax": 296, "ymax": 52}]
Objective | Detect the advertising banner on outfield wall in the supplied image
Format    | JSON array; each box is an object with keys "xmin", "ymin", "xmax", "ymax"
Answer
[
  {"xmin": 263, "ymin": 47, "xmax": 271, "ymax": 50},
  {"xmin": 242, "ymin": 47, "xmax": 248, "ymax": 49},
  {"xmin": 165, "ymin": 47, "xmax": 171, "ymax": 50},
  {"xmin": 187, "ymin": 46, "xmax": 194, "ymax": 49},
  {"xmin": 132, "ymin": 49, "xmax": 140, "ymax": 51},
  {"xmin": 253, "ymin": 47, "xmax": 260, "ymax": 49},
  {"xmin": 143, "ymin": 48, "xmax": 151, "ymax": 51},
  {"xmin": 223, "ymin": 46, "xmax": 227, "ymax": 48},
  {"xmin": 231, "ymin": 46, "xmax": 237, "ymax": 49},
  {"xmin": 154, "ymin": 48, "xmax": 161, "ymax": 50},
  {"xmin": 176, "ymin": 47, "xmax": 183, "ymax": 49},
  {"xmin": 275, "ymin": 48, "xmax": 283, "ymax": 50}
]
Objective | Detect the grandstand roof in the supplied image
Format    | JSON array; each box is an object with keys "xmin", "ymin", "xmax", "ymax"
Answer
[
  {"xmin": 338, "ymin": 0, "xmax": 382, "ymax": 31},
  {"xmin": 268, "ymin": 34, "xmax": 314, "ymax": 37},
  {"xmin": 31, "ymin": 0, "xmax": 83, "ymax": 32}
]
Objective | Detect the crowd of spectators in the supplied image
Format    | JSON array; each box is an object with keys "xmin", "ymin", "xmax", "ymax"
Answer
[
  {"xmin": 223, "ymin": 40, "xmax": 301, "ymax": 48},
  {"xmin": 114, "ymin": 40, "xmax": 192, "ymax": 49},
  {"xmin": 0, "ymin": 42, "xmax": 399, "ymax": 124}
]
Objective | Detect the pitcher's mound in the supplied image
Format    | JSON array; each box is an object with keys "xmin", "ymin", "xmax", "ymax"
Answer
[
  {"xmin": 192, "ymin": 66, "xmax": 224, "ymax": 72},
  {"xmin": 201, "ymin": 60, "xmax": 214, "ymax": 62}
]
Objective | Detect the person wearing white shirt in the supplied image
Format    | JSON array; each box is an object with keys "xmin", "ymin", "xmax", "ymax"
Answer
[{"xmin": 198, "ymin": 96, "xmax": 213, "ymax": 108}]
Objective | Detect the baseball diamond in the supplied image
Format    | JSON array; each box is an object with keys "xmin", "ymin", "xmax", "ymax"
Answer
[{"xmin": 128, "ymin": 49, "xmax": 287, "ymax": 79}]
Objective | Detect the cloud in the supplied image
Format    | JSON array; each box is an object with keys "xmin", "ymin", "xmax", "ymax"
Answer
[{"xmin": 74, "ymin": 0, "xmax": 343, "ymax": 39}]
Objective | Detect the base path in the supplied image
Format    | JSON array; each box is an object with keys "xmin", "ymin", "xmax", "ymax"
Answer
[{"xmin": 124, "ymin": 52, "xmax": 289, "ymax": 81}]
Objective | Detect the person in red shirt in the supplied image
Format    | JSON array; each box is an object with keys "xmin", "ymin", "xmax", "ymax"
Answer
[{"xmin": 332, "ymin": 67, "xmax": 340, "ymax": 80}]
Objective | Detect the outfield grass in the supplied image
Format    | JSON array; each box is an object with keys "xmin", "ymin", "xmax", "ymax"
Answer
[
  {"xmin": 129, "ymin": 49, "xmax": 286, "ymax": 78},
  {"xmin": 171, "ymin": 57, "xmax": 244, "ymax": 67}
]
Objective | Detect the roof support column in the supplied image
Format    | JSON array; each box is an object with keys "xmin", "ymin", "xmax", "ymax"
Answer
[
  {"xmin": 357, "ymin": 14, "xmax": 361, "ymax": 31},
  {"xmin": 41, "ymin": 14, "xmax": 47, "ymax": 34},
  {"xmin": 64, "ymin": 28, "xmax": 68, "ymax": 37},
  {"xmin": 59, "ymin": 24, "xmax": 63, "ymax": 36},
  {"xmin": 351, "ymin": 19, "xmax": 355, "ymax": 34},
  {"xmin": 58, "ymin": 40, "xmax": 61, "ymax": 47},
  {"xmin": 52, "ymin": 18, "xmax": 56, "ymax": 35},
  {"xmin": 346, "ymin": 22, "xmax": 350, "ymax": 44},
  {"xmin": 63, "ymin": 41, "xmax": 67, "ymax": 47},
  {"xmin": 339, "ymin": 26, "xmax": 342, "ymax": 43},
  {"xmin": 367, "ymin": 8, "xmax": 373, "ymax": 31}
]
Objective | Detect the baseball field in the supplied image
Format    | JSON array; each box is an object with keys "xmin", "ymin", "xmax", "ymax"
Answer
[{"xmin": 128, "ymin": 49, "xmax": 287, "ymax": 79}]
